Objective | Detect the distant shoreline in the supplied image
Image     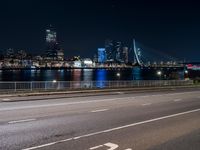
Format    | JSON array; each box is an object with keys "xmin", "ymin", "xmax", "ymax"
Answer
[
  {"xmin": 0, "ymin": 66, "xmax": 185, "ymax": 71},
  {"xmin": 0, "ymin": 66, "xmax": 134, "ymax": 70}
]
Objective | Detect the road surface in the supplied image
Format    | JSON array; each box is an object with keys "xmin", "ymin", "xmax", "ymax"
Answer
[{"xmin": 0, "ymin": 88, "xmax": 200, "ymax": 150}]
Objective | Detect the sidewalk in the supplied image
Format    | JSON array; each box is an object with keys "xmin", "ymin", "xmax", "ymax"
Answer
[{"xmin": 0, "ymin": 85, "xmax": 200, "ymax": 102}]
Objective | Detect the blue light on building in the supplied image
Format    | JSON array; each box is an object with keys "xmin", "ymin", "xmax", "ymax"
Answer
[{"xmin": 98, "ymin": 48, "xmax": 106, "ymax": 63}]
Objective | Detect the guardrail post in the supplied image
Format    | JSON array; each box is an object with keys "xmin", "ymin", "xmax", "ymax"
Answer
[
  {"xmin": 14, "ymin": 82, "xmax": 16, "ymax": 92},
  {"xmin": 58, "ymin": 81, "xmax": 60, "ymax": 90},
  {"xmin": 45, "ymin": 81, "xmax": 47, "ymax": 91},
  {"xmin": 90, "ymin": 81, "xmax": 92, "ymax": 89},
  {"xmin": 30, "ymin": 82, "xmax": 33, "ymax": 91}
]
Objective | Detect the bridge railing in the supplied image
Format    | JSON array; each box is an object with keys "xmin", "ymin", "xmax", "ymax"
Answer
[{"xmin": 0, "ymin": 80, "xmax": 194, "ymax": 93}]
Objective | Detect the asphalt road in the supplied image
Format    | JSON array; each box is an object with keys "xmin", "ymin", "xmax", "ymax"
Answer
[{"xmin": 0, "ymin": 88, "xmax": 200, "ymax": 150}]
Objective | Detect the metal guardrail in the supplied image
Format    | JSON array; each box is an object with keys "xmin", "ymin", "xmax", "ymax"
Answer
[{"xmin": 0, "ymin": 80, "xmax": 194, "ymax": 93}]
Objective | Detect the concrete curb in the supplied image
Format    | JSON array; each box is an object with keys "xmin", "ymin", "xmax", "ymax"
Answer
[{"xmin": 0, "ymin": 85, "xmax": 200, "ymax": 102}]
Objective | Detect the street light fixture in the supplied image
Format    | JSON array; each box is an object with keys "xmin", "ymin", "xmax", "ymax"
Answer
[
  {"xmin": 157, "ymin": 71, "xmax": 162, "ymax": 80},
  {"xmin": 116, "ymin": 73, "xmax": 121, "ymax": 77},
  {"xmin": 157, "ymin": 71, "xmax": 162, "ymax": 76},
  {"xmin": 184, "ymin": 70, "xmax": 189, "ymax": 80}
]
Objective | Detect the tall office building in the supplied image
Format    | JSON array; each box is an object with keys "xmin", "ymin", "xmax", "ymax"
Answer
[
  {"xmin": 105, "ymin": 39, "xmax": 114, "ymax": 62},
  {"xmin": 105, "ymin": 39, "xmax": 125, "ymax": 63},
  {"xmin": 98, "ymin": 48, "xmax": 106, "ymax": 63},
  {"xmin": 105, "ymin": 39, "xmax": 132, "ymax": 63},
  {"xmin": 114, "ymin": 41, "xmax": 122, "ymax": 62},
  {"xmin": 122, "ymin": 47, "xmax": 129, "ymax": 63},
  {"xmin": 45, "ymin": 27, "xmax": 64, "ymax": 60},
  {"xmin": 6, "ymin": 48, "xmax": 15, "ymax": 59},
  {"xmin": 46, "ymin": 28, "xmax": 57, "ymax": 43}
]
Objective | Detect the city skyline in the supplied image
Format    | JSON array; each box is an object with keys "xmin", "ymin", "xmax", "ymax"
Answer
[{"xmin": 0, "ymin": 0, "xmax": 200, "ymax": 61}]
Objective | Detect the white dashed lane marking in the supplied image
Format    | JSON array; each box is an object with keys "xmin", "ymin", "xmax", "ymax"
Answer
[
  {"xmin": 91, "ymin": 109, "xmax": 109, "ymax": 113},
  {"xmin": 8, "ymin": 119, "xmax": 36, "ymax": 124},
  {"xmin": 142, "ymin": 103, "xmax": 152, "ymax": 106},
  {"xmin": 22, "ymin": 108, "xmax": 200, "ymax": 150},
  {"xmin": 173, "ymin": 99, "xmax": 182, "ymax": 102},
  {"xmin": 2, "ymin": 98, "xmax": 11, "ymax": 101},
  {"xmin": 89, "ymin": 145, "xmax": 104, "ymax": 149}
]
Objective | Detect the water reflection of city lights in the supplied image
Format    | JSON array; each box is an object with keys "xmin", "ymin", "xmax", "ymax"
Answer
[{"xmin": 96, "ymin": 69, "xmax": 107, "ymax": 88}]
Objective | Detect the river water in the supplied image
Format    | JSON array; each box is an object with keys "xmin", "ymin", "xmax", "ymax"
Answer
[{"xmin": 0, "ymin": 68, "xmax": 185, "ymax": 81}]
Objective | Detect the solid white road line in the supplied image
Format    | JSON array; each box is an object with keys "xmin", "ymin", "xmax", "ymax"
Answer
[
  {"xmin": 174, "ymin": 99, "xmax": 182, "ymax": 102},
  {"xmin": 22, "ymin": 142, "xmax": 57, "ymax": 150},
  {"xmin": 8, "ymin": 119, "xmax": 36, "ymax": 124},
  {"xmin": 22, "ymin": 108, "xmax": 200, "ymax": 150},
  {"xmin": 91, "ymin": 109, "xmax": 109, "ymax": 113}
]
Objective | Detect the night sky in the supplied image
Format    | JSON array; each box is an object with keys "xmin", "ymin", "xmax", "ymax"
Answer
[{"xmin": 0, "ymin": 0, "xmax": 200, "ymax": 61}]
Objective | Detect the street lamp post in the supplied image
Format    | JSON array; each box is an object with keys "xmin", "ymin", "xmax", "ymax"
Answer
[
  {"xmin": 157, "ymin": 71, "xmax": 162, "ymax": 80},
  {"xmin": 184, "ymin": 70, "xmax": 189, "ymax": 80}
]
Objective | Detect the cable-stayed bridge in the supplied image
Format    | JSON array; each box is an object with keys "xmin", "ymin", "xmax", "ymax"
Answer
[{"xmin": 131, "ymin": 39, "xmax": 184, "ymax": 68}]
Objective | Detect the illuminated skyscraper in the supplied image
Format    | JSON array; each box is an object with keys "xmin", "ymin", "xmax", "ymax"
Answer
[
  {"xmin": 98, "ymin": 48, "xmax": 106, "ymax": 63},
  {"xmin": 45, "ymin": 27, "xmax": 64, "ymax": 60},
  {"xmin": 114, "ymin": 41, "xmax": 122, "ymax": 62},
  {"xmin": 105, "ymin": 39, "xmax": 124, "ymax": 63},
  {"xmin": 46, "ymin": 29, "xmax": 57, "ymax": 43},
  {"xmin": 105, "ymin": 39, "xmax": 114, "ymax": 62},
  {"xmin": 122, "ymin": 47, "xmax": 129, "ymax": 63}
]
